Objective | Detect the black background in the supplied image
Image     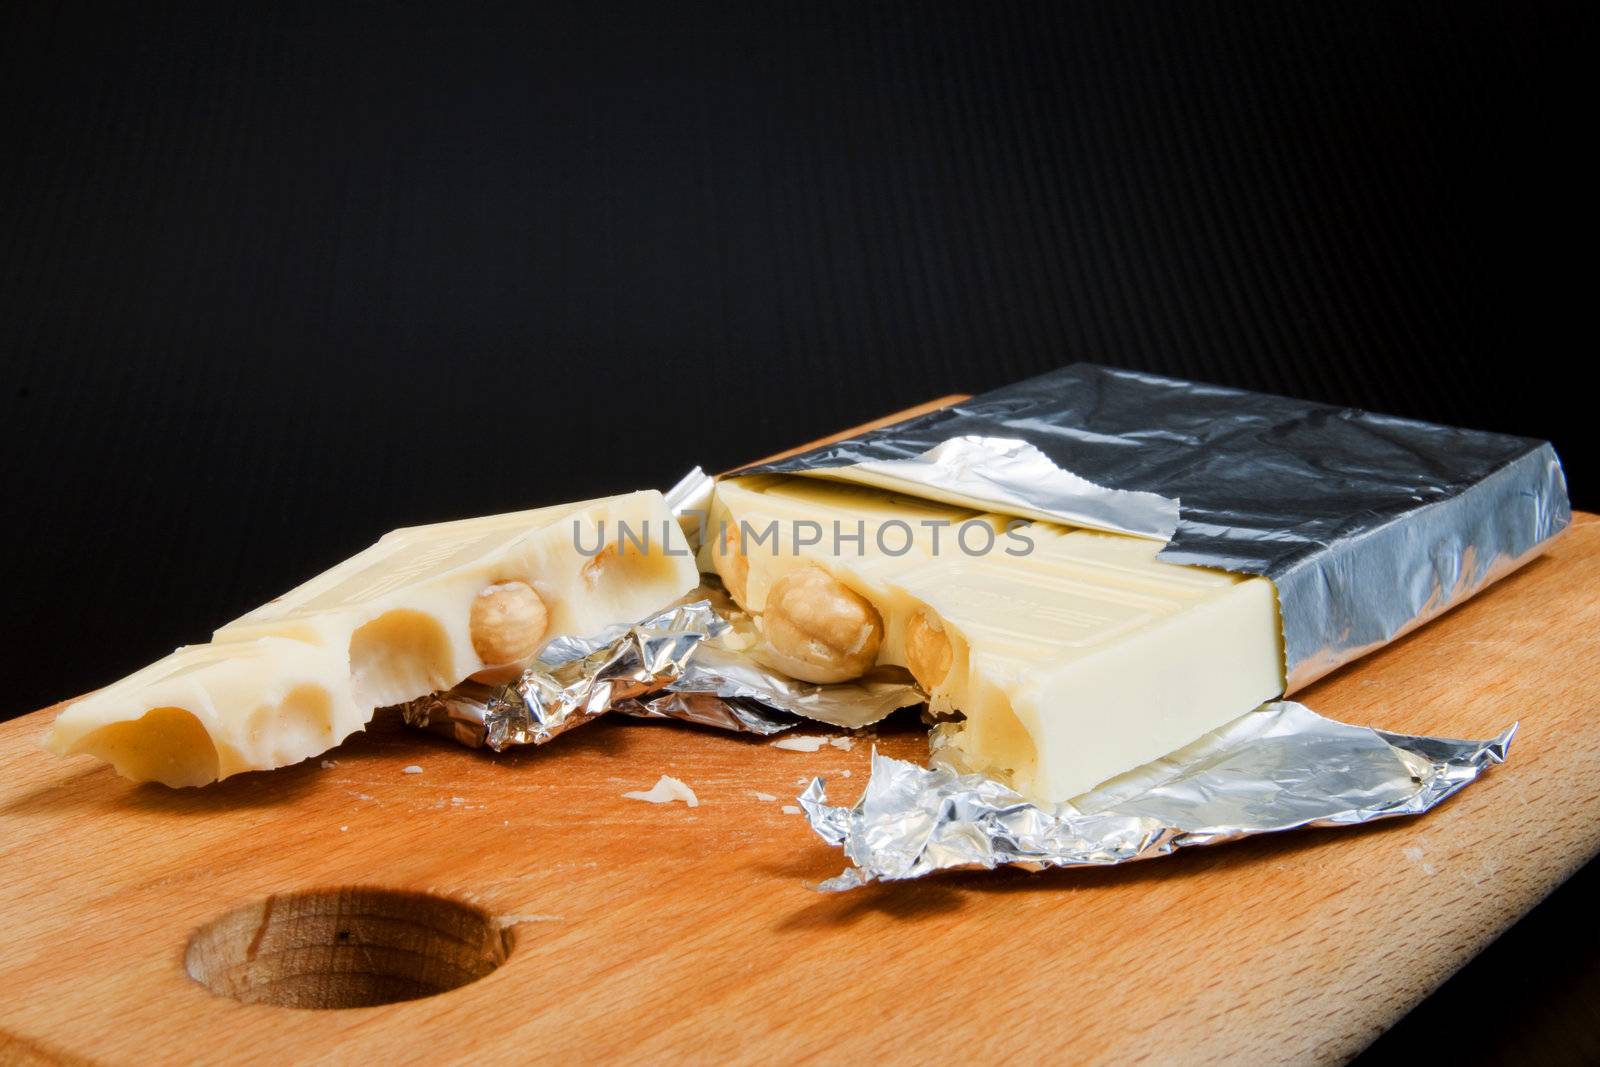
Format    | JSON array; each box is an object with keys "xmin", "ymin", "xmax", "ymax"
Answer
[{"xmin": 1, "ymin": 2, "xmax": 1592, "ymax": 1060}]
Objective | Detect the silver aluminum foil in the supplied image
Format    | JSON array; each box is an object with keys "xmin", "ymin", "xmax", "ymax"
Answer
[
  {"xmin": 816, "ymin": 435, "xmax": 1179, "ymax": 541},
  {"xmin": 799, "ymin": 701, "xmax": 1515, "ymax": 891},
  {"xmin": 666, "ymin": 644, "xmax": 923, "ymax": 730},
  {"xmin": 661, "ymin": 579, "xmax": 924, "ymax": 727},
  {"xmin": 665, "ymin": 466, "xmax": 716, "ymax": 553},
  {"xmin": 745, "ymin": 364, "xmax": 1571, "ymax": 690},
  {"xmin": 400, "ymin": 600, "xmax": 735, "ymax": 749},
  {"xmin": 400, "ymin": 589, "xmax": 923, "ymax": 748}
]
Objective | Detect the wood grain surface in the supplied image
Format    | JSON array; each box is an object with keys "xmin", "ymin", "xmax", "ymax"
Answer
[{"xmin": 1, "ymin": 444, "xmax": 1596, "ymax": 1064}]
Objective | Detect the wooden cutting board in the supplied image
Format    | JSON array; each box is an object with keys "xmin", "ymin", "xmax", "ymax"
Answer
[{"xmin": 2, "ymin": 402, "xmax": 1597, "ymax": 1066}]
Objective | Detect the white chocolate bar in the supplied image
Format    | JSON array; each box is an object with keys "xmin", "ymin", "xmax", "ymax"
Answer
[
  {"xmin": 214, "ymin": 491, "xmax": 697, "ymax": 708},
  {"xmin": 44, "ymin": 639, "xmax": 363, "ymax": 787},
  {"xmin": 706, "ymin": 475, "xmax": 1284, "ymax": 804},
  {"xmin": 47, "ymin": 490, "xmax": 699, "ymax": 785}
]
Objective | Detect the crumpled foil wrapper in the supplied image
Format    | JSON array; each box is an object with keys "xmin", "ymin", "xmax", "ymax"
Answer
[
  {"xmin": 745, "ymin": 363, "xmax": 1570, "ymax": 690},
  {"xmin": 799, "ymin": 701, "xmax": 1514, "ymax": 891},
  {"xmin": 401, "ymin": 600, "xmax": 735, "ymax": 749},
  {"xmin": 663, "ymin": 579, "xmax": 926, "ymax": 731},
  {"xmin": 400, "ymin": 589, "xmax": 924, "ymax": 748},
  {"xmin": 659, "ymin": 645, "xmax": 923, "ymax": 730}
]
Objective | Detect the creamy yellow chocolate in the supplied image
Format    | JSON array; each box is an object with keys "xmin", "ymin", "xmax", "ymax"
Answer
[
  {"xmin": 48, "ymin": 490, "xmax": 699, "ymax": 785},
  {"xmin": 214, "ymin": 491, "xmax": 696, "ymax": 708},
  {"xmin": 44, "ymin": 639, "xmax": 361, "ymax": 787},
  {"xmin": 704, "ymin": 475, "xmax": 1284, "ymax": 804}
]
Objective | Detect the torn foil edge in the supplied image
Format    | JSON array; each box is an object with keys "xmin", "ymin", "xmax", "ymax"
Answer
[
  {"xmin": 665, "ymin": 466, "xmax": 715, "ymax": 554},
  {"xmin": 399, "ymin": 600, "xmax": 740, "ymax": 749},
  {"xmin": 799, "ymin": 701, "xmax": 1514, "ymax": 891},
  {"xmin": 399, "ymin": 589, "xmax": 924, "ymax": 748},
  {"xmin": 809, "ymin": 435, "xmax": 1179, "ymax": 542}
]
